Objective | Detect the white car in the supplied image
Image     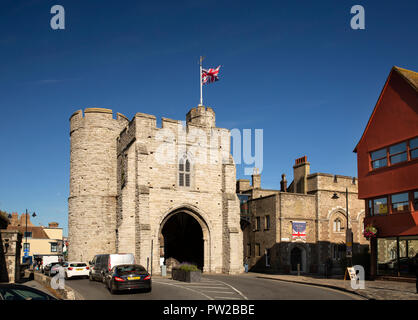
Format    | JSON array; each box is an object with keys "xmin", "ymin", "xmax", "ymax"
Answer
[{"xmin": 65, "ymin": 262, "xmax": 90, "ymax": 279}]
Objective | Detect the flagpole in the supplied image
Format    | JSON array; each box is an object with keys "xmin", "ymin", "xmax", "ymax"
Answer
[{"xmin": 199, "ymin": 56, "xmax": 204, "ymax": 106}]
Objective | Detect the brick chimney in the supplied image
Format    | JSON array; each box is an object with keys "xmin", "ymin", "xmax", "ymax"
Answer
[
  {"xmin": 48, "ymin": 222, "xmax": 59, "ymax": 228},
  {"xmin": 19, "ymin": 213, "xmax": 34, "ymax": 227},
  {"xmin": 293, "ymin": 156, "xmax": 310, "ymax": 194},
  {"xmin": 10, "ymin": 212, "xmax": 19, "ymax": 226}
]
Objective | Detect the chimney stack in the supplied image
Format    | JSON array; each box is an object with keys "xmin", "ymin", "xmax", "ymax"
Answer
[
  {"xmin": 293, "ymin": 156, "xmax": 310, "ymax": 194},
  {"xmin": 280, "ymin": 174, "xmax": 287, "ymax": 192},
  {"xmin": 236, "ymin": 179, "xmax": 251, "ymax": 193},
  {"xmin": 251, "ymin": 168, "xmax": 261, "ymax": 189}
]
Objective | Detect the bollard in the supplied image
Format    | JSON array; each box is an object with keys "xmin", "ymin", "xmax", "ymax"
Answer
[{"xmin": 297, "ymin": 263, "xmax": 300, "ymax": 276}]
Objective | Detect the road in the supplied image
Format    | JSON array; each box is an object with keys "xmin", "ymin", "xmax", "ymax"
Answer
[{"xmin": 64, "ymin": 273, "xmax": 362, "ymax": 300}]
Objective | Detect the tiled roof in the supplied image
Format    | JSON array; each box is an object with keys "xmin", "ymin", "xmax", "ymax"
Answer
[
  {"xmin": 394, "ymin": 66, "xmax": 418, "ymax": 91},
  {"xmin": 6, "ymin": 225, "xmax": 50, "ymax": 239},
  {"xmin": 353, "ymin": 65, "xmax": 418, "ymax": 152}
]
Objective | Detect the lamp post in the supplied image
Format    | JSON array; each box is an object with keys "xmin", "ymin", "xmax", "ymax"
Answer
[
  {"xmin": 24, "ymin": 209, "xmax": 36, "ymax": 263},
  {"xmin": 331, "ymin": 188, "xmax": 353, "ymax": 267}
]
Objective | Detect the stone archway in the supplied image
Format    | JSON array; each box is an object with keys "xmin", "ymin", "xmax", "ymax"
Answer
[
  {"xmin": 289, "ymin": 244, "xmax": 307, "ymax": 273},
  {"xmin": 159, "ymin": 207, "xmax": 210, "ymax": 272}
]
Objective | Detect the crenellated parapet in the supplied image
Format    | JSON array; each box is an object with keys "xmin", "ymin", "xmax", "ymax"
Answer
[
  {"xmin": 186, "ymin": 105, "xmax": 215, "ymax": 128},
  {"xmin": 69, "ymin": 104, "xmax": 243, "ymax": 273},
  {"xmin": 70, "ymin": 108, "xmax": 129, "ymax": 134}
]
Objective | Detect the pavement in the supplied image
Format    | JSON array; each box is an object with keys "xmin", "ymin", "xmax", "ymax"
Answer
[
  {"xmin": 250, "ymin": 272, "xmax": 418, "ymax": 300},
  {"xmin": 16, "ymin": 279, "xmax": 61, "ymax": 299}
]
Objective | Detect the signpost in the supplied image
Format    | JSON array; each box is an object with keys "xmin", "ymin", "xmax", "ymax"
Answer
[{"xmin": 346, "ymin": 228, "xmax": 353, "ymax": 262}]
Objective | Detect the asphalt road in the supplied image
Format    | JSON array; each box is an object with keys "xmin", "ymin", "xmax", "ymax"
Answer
[{"xmin": 64, "ymin": 273, "xmax": 361, "ymax": 300}]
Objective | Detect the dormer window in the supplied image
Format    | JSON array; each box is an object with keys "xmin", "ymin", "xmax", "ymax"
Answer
[{"xmin": 179, "ymin": 155, "xmax": 191, "ymax": 187}]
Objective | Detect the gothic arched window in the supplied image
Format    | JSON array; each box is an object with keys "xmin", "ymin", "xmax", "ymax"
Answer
[
  {"xmin": 179, "ymin": 155, "xmax": 191, "ymax": 187},
  {"xmin": 333, "ymin": 218, "xmax": 342, "ymax": 232}
]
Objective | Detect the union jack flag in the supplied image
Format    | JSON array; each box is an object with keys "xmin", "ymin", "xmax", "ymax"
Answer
[{"xmin": 202, "ymin": 65, "xmax": 221, "ymax": 84}]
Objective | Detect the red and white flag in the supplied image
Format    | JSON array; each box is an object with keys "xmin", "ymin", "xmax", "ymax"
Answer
[{"xmin": 202, "ymin": 65, "xmax": 221, "ymax": 84}]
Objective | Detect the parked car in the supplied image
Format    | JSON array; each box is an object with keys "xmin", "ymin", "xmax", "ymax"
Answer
[
  {"xmin": 65, "ymin": 262, "xmax": 90, "ymax": 279},
  {"xmin": 44, "ymin": 262, "xmax": 62, "ymax": 277},
  {"xmin": 105, "ymin": 264, "xmax": 151, "ymax": 294},
  {"xmin": 48, "ymin": 262, "xmax": 67, "ymax": 277},
  {"xmin": 0, "ymin": 284, "xmax": 58, "ymax": 300},
  {"xmin": 40, "ymin": 255, "xmax": 62, "ymax": 272},
  {"xmin": 89, "ymin": 253, "xmax": 135, "ymax": 282}
]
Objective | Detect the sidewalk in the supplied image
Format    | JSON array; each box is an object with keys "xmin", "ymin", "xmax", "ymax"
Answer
[
  {"xmin": 19, "ymin": 280, "xmax": 61, "ymax": 299},
  {"xmin": 20, "ymin": 270, "xmax": 84, "ymax": 300},
  {"xmin": 252, "ymin": 273, "xmax": 418, "ymax": 300}
]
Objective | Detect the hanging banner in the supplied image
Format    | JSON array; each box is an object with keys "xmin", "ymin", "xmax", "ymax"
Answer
[{"xmin": 292, "ymin": 221, "xmax": 307, "ymax": 241}]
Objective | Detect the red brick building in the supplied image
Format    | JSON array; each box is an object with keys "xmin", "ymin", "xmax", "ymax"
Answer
[{"xmin": 354, "ymin": 66, "xmax": 418, "ymax": 278}]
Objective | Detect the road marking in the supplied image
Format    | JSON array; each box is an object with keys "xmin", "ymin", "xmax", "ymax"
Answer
[
  {"xmin": 203, "ymin": 278, "xmax": 249, "ymax": 300},
  {"xmin": 153, "ymin": 280, "xmax": 214, "ymax": 300},
  {"xmin": 205, "ymin": 290, "xmax": 238, "ymax": 294},
  {"xmin": 213, "ymin": 296, "xmax": 242, "ymax": 300},
  {"xmin": 182, "ymin": 286, "xmax": 231, "ymax": 289},
  {"xmin": 184, "ymin": 283, "xmax": 225, "ymax": 286}
]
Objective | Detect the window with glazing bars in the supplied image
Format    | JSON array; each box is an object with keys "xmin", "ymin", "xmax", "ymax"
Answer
[
  {"xmin": 179, "ymin": 156, "xmax": 191, "ymax": 187},
  {"xmin": 410, "ymin": 137, "xmax": 418, "ymax": 160}
]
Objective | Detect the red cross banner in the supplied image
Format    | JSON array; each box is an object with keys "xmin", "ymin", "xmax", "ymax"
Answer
[{"xmin": 292, "ymin": 222, "xmax": 307, "ymax": 241}]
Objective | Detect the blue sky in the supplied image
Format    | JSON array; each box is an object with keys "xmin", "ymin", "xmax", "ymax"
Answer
[{"xmin": 0, "ymin": 0, "xmax": 417, "ymax": 236}]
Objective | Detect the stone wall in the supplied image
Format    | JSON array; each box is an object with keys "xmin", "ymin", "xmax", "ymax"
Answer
[
  {"xmin": 69, "ymin": 106, "xmax": 243, "ymax": 274},
  {"xmin": 244, "ymin": 168, "xmax": 369, "ymax": 275},
  {"xmin": 0, "ymin": 230, "xmax": 22, "ymax": 283},
  {"xmin": 68, "ymin": 108, "xmax": 129, "ymax": 262},
  {"xmin": 116, "ymin": 107, "xmax": 242, "ymax": 274}
]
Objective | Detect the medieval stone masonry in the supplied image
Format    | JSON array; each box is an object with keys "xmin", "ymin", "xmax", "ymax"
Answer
[
  {"xmin": 68, "ymin": 106, "xmax": 243, "ymax": 274},
  {"xmin": 238, "ymin": 156, "xmax": 369, "ymax": 275}
]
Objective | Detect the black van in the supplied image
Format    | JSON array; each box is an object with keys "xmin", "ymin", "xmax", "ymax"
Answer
[{"xmin": 89, "ymin": 253, "xmax": 135, "ymax": 282}]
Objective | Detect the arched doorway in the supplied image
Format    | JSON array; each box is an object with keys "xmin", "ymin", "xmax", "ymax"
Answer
[
  {"xmin": 290, "ymin": 247, "xmax": 302, "ymax": 272},
  {"xmin": 161, "ymin": 212, "xmax": 204, "ymax": 270}
]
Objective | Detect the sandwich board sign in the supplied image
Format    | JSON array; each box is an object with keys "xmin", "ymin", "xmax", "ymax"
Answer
[
  {"xmin": 345, "ymin": 265, "xmax": 365, "ymax": 289},
  {"xmin": 345, "ymin": 267, "xmax": 356, "ymax": 280}
]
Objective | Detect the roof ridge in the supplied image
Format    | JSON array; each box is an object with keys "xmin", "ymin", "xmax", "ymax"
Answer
[{"xmin": 392, "ymin": 66, "xmax": 418, "ymax": 91}]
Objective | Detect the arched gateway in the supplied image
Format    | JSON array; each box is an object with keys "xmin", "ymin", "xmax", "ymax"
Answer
[
  {"xmin": 159, "ymin": 208, "xmax": 210, "ymax": 271},
  {"xmin": 68, "ymin": 106, "xmax": 243, "ymax": 274}
]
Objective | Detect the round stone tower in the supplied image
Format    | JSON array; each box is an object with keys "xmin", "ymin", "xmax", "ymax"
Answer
[{"xmin": 68, "ymin": 108, "xmax": 129, "ymax": 262}]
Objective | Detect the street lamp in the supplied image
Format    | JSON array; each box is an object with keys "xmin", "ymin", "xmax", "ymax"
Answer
[
  {"xmin": 24, "ymin": 209, "xmax": 36, "ymax": 263},
  {"xmin": 331, "ymin": 188, "xmax": 353, "ymax": 267}
]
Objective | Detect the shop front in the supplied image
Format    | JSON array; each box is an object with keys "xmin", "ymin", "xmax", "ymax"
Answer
[{"xmin": 376, "ymin": 236, "xmax": 418, "ymax": 277}]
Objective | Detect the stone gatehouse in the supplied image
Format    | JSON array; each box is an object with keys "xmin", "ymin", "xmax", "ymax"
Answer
[
  {"xmin": 238, "ymin": 156, "xmax": 370, "ymax": 275},
  {"xmin": 68, "ymin": 105, "xmax": 243, "ymax": 274}
]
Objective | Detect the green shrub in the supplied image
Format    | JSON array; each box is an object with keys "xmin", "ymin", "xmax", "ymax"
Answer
[{"xmin": 176, "ymin": 263, "xmax": 199, "ymax": 272}]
